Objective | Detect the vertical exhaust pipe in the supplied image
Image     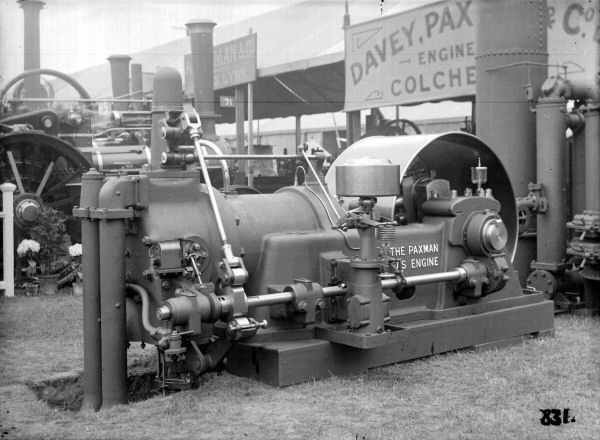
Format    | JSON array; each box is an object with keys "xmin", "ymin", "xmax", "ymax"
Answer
[
  {"xmin": 19, "ymin": 0, "xmax": 45, "ymax": 101},
  {"xmin": 107, "ymin": 55, "xmax": 132, "ymax": 111},
  {"xmin": 185, "ymin": 20, "xmax": 218, "ymax": 139},
  {"xmin": 150, "ymin": 67, "xmax": 184, "ymax": 170}
]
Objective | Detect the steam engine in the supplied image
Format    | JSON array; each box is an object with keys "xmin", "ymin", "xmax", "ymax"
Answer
[{"xmin": 76, "ymin": 67, "xmax": 554, "ymax": 410}]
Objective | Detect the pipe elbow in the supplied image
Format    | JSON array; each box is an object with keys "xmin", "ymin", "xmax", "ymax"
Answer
[{"xmin": 126, "ymin": 283, "xmax": 161, "ymax": 340}]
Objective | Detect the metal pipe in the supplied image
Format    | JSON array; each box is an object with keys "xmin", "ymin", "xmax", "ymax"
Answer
[
  {"xmin": 203, "ymin": 154, "xmax": 315, "ymax": 161},
  {"xmin": 197, "ymin": 139, "xmax": 230, "ymax": 192},
  {"xmin": 584, "ymin": 106, "xmax": 600, "ymax": 211},
  {"xmin": 300, "ymin": 148, "xmax": 341, "ymax": 220},
  {"xmin": 0, "ymin": 183, "xmax": 16, "ymax": 298},
  {"xmin": 107, "ymin": 55, "xmax": 132, "ymax": 111},
  {"xmin": 126, "ymin": 283, "xmax": 161, "ymax": 339},
  {"xmin": 79, "ymin": 169, "xmax": 104, "ymax": 412},
  {"xmin": 99, "ymin": 195, "xmax": 128, "ymax": 407},
  {"xmin": 536, "ymin": 97, "xmax": 568, "ymax": 265},
  {"xmin": 7, "ymin": 97, "xmax": 146, "ymax": 103}
]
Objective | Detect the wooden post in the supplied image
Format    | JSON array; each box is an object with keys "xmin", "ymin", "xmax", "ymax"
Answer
[
  {"xmin": 346, "ymin": 110, "xmax": 361, "ymax": 146},
  {"xmin": 235, "ymin": 85, "xmax": 245, "ymax": 182}
]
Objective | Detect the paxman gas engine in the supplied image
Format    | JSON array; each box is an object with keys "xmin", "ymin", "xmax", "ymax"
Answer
[{"xmin": 76, "ymin": 67, "xmax": 554, "ymax": 410}]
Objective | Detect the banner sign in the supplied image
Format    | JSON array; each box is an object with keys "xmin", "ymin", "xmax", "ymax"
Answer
[
  {"xmin": 547, "ymin": 0, "xmax": 599, "ymax": 80},
  {"xmin": 214, "ymin": 33, "xmax": 257, "ymax": 89},
  {"xmin": 344, "ymin": 1, "xmax": 475, "ymax": 111},
  {"xmin": 344, "ymin": 0, "xmax": 599, "ymax": 111}
]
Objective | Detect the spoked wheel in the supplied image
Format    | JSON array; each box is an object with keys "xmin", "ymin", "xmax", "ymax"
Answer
[{"xmin": 0, "ymin": 131, "xmax": 89, "ymax": 237}]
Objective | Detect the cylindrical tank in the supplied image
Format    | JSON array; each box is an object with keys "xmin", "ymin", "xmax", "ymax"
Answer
[
  {"xmin": 475, "ymin": 0, "xmax": 548, "ymax": 280},
  {"xmin": 475, "ymin": 0, "xmax": 548, "ymax": 195},
  {"xmin": 107, "ymin": 55, "xmax": 132, "ymax": 111}
]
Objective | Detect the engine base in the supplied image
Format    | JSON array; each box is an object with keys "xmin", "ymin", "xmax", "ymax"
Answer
[{"xmin": 225, "ymin": 294, "xmax": 554, "ymax": 386}]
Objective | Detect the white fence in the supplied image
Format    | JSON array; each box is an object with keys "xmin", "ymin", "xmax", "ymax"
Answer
[{"xmin": 0, "ymin": 183, "xmax": 16, "ymax": 297}]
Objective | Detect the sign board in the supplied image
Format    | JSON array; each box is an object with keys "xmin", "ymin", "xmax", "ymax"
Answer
[
  {"xmin": 219, "ymin": 95, "xmax": 235, "ymax": 107},
  {"xmin": 344, "ymin": 0, "xmax": 475, "ymax": 111},
  {"xmin": 214, "ymin": 33, "xmax": 257, "ymax": 89},
  {"xmin": 344, "ymin": 0, "xmax": 599, "ymax": 111},
  {"xmin": 547, "ymin": 0, "xmax": 600, "ymax": 80}
]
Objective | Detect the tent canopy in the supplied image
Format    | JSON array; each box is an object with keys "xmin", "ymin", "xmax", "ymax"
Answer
[{"xmin": 65, "ymin": 1, "xmax": 385, "ymax": 122}]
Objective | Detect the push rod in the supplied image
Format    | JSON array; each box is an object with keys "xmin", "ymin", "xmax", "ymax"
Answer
[{"xmin": 192, "ymin": 135, "xmax": 229, "ymax": 249}]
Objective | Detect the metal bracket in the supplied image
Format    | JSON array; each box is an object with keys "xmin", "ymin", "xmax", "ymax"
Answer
[
  {"xmin": 72, "ymin": 207, "xmax": 90, "ymax": 218},
  {"xmin": 89, "ymin": 207, "xmax": 137, "ymax": 220}
]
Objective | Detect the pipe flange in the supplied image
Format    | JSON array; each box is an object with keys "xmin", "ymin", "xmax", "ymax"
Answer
[{"xmin": 526, "ymin": 269, "xmax": 558, "ymax": 299}]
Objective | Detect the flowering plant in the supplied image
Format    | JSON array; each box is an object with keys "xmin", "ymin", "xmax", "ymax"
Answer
[
  {"xmin": 17, "ymin": 239, "xmax": 40, "ymax": 281},
  {"xmin": 68, "ymin": 243, "xmax": 83, "ymax": 282},
  {"xmin": 28, "ymin": 207, "xmax": 71, "ymax": 275}
]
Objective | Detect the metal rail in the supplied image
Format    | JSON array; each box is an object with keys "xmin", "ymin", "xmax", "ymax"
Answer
[{"xmin": 203, "ymin": 154, "xmax": 316, "ymax": 161}]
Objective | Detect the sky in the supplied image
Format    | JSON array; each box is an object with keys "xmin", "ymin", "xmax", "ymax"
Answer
[{"xmin": 0, "ymin": 0, "xmax": 421, "ymax": 87}]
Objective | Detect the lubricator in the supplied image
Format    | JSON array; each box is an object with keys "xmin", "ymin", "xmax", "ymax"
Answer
[{"xmin": 76, "ymin": 67, "xmax": 554, "ymax": 410}]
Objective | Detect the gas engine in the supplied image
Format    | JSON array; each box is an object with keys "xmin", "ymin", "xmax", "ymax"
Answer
[{"xmin": 76, "ymin": 67, "xmax": 554, "ymax": 410}]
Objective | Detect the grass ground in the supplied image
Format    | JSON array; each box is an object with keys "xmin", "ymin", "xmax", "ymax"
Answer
[{"xmin": 0, "ymin": 293, "xmax": 599, "ymax": 440}]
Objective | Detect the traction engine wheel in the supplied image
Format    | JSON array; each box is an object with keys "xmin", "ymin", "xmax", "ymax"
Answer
[{"xmin": 0, "ymin": 132, "xmax": 89, "ymax": 232}]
